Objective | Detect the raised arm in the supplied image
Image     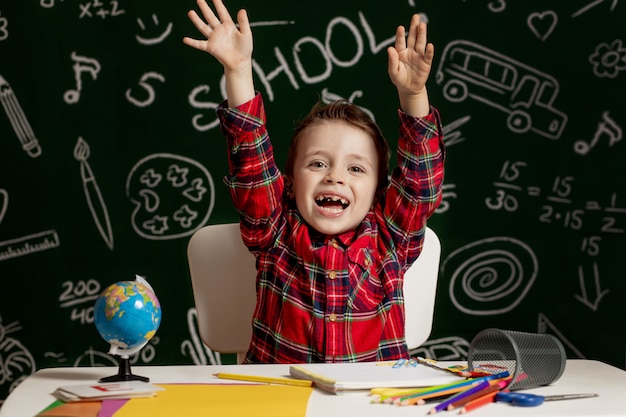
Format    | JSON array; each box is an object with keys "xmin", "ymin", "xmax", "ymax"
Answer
[
  {"xmin": 183, "ymin": 0, "xmax": 255, "ymax": 107},
  {"xmin": 387, "ymin": 14, "xmax": 434, "ymax": 118}
]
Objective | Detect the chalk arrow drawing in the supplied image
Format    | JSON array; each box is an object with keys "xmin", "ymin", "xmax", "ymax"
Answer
[{"xmin": 575, "ymin": 262, "xmax": 609, "ymax": 311}]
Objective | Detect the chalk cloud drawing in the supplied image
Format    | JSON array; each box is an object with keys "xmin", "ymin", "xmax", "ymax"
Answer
[
  {"xmin": 527, "ymin": 11, "xmax": 558, "ymax": 42},
  {"xmin": 0, "ymin": 317, "xmax": 36, "ymax": 406},
  {"xmin": 126, "ymin": 154, "xmax": 215, "ymax": 240},
  {"xmin": 442, "ymin": 236, "xmax": 538, "ymax": 316},
  {"xmin": 136, "ymin": 14, "xmax": 173, "ymax": 45},
  {"xmin": 588, "ymin": 39, "xmax": 626, "ymax": 79},
  {"xmin": 410, "ymin": 336, "xmax": 470, "ymax": 361},
  {"xmin": 74, "ymin": 138, "xmax": 114, "ymax": 250},
  {"xmin": 181, "ymin": 308, "xmax": 222, "ymax": 365},
  {"xmin": 0, "ymin": 74, "xmax": 41, "ymax": 157},
  {"xmin": 435, "ymin": 40, "xmax": 567, "ymax": 140}
]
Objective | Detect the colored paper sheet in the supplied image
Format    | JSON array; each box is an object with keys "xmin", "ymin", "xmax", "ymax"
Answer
[
  {"xmin": 113, "ymin": 384, "xmax": 313, "ymax": 417},
  {"xmin": 37, "ymin": 400, "xmax": 101, "ymax": 417},
  {"xmin": 99, "ymin": 399, "xmax": 128, "ymax": 417}
]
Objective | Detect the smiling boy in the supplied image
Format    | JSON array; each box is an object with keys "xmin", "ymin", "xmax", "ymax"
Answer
[{"xmin": 184, "ymin": 0, "xmax": 445, "ymax": 363}]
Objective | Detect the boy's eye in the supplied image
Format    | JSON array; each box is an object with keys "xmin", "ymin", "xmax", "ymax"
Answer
[
  {"xmin": 310, "ymin": 161, "xmax": 326, "ymax": 168},
  {"xmin": 349, "ymin": 166, "xmax": 364, "ymax": 173}
]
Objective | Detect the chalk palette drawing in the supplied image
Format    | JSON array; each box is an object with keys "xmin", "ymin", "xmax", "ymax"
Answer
[
  {"xmin": 64, "ymin": 51, "xmax": 101, "ymax": 104},
  {"xmin": 74, "ymin": 138, "xmax": 114, "ymax": 250},
  {"xmin": 0, "ymin": 74, "xmax": 41, "ymax": 157},
  {"xmin": 435, "ymin": 40, "xmax": 567, "ymax": 140},
  {"xmin": 0, "ymin": 316, "xmax": 36, "ymax": 406},
  {"xmin": 574, "ymin": 111, "xmax": 622, "ymax": 155},
  {"xmin": 571, "ymin": 0, "xmax": 620, "ymax": 17},
  {"xmin": 0, "ymin": 189, "xmax": 7, "ymax": 225},
  {"xmin": 442, "ymin": 236, "xmax": 538, "ymax": 316},
  {"xmin": 136, "ymin": 14, "xmax": 173, "ymax": 45},
  {"xmin": 181, "ymin": 308, "xmax": 222, "ymax": 366},
  {"xmin": 321, "ymin": 87, "xmax": 375, "ymax": 121},
  {"xmin": 575, "ymin": 262, "xmax": 610, "ymax": 311},
  {"xmin": 588, "ymin": 39, "xmax": 626, "ymax": 79},
  {"xmin": 125, "ymin": 71, "xmax": 165, "ymax": 108},
  {"xmin": 0, "ymin": 230, "xmax": 60, "ymax": 262},
  {"xmin": 527, "ymin": 11, "xmax": 558, "ymax": 42},
  {"xmin": 537, "ymin": 313, "xmax": 585, "ymax": 358},
  {"xmin": 410, "ymin": 336, "xmax": 470, "ymax": 361},
  {"xmin": 0, "ymin": 10, "xmax": 8, "ymax": 41},
  {"xmin": 126, "ymin": 154, "xmax": 215, "ymax": 240}
]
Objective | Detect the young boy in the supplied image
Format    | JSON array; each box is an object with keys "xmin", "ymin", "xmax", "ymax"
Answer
[{"xmin": 184, "ymin": 0, "xmax": 445, "ymax": 363}]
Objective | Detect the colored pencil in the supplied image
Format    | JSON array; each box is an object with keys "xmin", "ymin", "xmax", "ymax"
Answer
[
  {"xmin": 459, "ymin": 390, "xmax": 500, "ymax": 413},
  {"xmin": 427, "ymin": 381, "xmax": 490, "ymax": 414},
  {"xmin": 212, "ymin": 372, "xmax": 313, "ymax": 387},
  {"xmin": 447, "ymin": 382, "xmax": 506, "ymax": 410}
]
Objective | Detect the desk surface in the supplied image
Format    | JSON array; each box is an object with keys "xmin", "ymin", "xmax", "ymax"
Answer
[{"xmin": 1, "ymin": 360, "xmax": 625, "ymax": 417}]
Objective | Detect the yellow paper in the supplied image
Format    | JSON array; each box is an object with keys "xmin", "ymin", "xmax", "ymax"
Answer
[{"xmin": 113, "ymin": 384, "xmax": 312, "ymax": 417}]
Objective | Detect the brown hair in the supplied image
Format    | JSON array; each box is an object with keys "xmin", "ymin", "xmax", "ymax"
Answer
[{"xmin": 285, "ymin": 100, "xmax": 391, "ymax": 202}]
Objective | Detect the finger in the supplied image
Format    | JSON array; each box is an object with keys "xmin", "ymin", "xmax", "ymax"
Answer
[
  {"xmin": 423, "ymin": 43, "xmax": 435, "ymax": 65},
  {"xmin": 187, "ymin": 9, "xmax": 212, "ymax": 37},
  {"xmin": 394, "ymin": 25, "xmax": 406, "ymax": 52},
  {"xmin": 387, "ymin": 46, "xmax": 401, "ymax": 80},
  {"xmin": 212, "ymin": 0, "xmax": 234, "ymax": 24},
  {"xmin": 236, "ymin": 8, "xmax": 251, "ymax": 35},
  {"xmin": 197, "ymin": 0, "xmax": 220, "ymax": 27},
  {"xmin": 415, "ymin": 20, "xmax": 428, "ymax": 54},
  {"xmin": 406, "ymin": 14, "xmax": 421, "ymax": 51}
]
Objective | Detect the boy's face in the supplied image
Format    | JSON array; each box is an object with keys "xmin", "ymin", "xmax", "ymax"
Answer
[{"xmin": 291, "ymin": 119, "xmax": 379, "ymax": 236}]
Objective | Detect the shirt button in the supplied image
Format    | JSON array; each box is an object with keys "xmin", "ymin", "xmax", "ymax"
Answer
[
  {"xmin": 328, "ymin": 313, "xmax": 337, "ymax": 322},
  {"xmin": 328, "ymin": 271, "xmax": 336, "ymax": 279}
]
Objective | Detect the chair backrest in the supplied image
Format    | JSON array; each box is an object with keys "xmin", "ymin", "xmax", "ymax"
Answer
[{"xmin": 187, "ymin": 223, "xmax": 441, "ymax": 361}]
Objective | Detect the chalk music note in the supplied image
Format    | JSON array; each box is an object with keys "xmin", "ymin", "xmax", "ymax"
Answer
[
  {"xmin": 64, "ymin": 52, "xmax": 101, "ymax": 104},
  {"xmin": 0, "ymin": 74, "xmax": 41, "ymax": 157},
  {"xmin": 73, "ymin": 137, "xmax": 114, "ymax": 250},
  {"xmin": 574, "ymin": 111, "xmax": 622, "ymax": 155}
]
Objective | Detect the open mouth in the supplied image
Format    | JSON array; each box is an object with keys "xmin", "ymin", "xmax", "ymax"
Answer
[{"xmin": 315, "ymin": 195, "xmax": 350, "ymax": 210}]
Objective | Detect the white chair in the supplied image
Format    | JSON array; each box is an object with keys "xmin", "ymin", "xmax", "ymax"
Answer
[{"xmin": 187, "ymin": 223, "xmax": 441, "ymax": 363}]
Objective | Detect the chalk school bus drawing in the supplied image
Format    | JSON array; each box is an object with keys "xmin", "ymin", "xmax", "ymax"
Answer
[{"xmin": 435, "ymin": 40, "xmax": 567, "ymax": 140}]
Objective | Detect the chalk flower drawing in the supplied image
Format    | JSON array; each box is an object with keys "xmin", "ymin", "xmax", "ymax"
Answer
[{"xmin": 588, "ymin": 39, "xmax": 626, "ymax": 79}]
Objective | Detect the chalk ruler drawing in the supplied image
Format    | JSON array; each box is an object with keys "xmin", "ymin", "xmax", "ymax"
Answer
[
  {"xmin": 436, "ymin": 40, "xmax": 567, "ymax": 139},
  {"xmin": 442, "ymin": 236, "xmax": 538, "ymax": 316},
  {"xmin": 74, "ymin": 137, "xmax": 114, "ymax": 250},
  {"xmin": 0, "ymin": 74, "xmax": 41, "ymax": 157},
  {"xmin": 126, "ymin": 154, "xmax": 215, "ymax": 240},
  {"xmin": 0, "ymin": 230, "xmax": 60, "ymax": 262}
]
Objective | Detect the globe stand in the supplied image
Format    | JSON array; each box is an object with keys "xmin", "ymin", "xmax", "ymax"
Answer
[{"xmin": 98, "ymin": 355, "xmax": 150, "ymax": 383}]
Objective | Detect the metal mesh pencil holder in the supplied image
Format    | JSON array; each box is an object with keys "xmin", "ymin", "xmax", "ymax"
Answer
[{"xmin": 467, "ymin": 328, "xmax": 566, "ymax": 390}]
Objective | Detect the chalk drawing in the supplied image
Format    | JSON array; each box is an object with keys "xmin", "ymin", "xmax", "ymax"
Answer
[
  {"xmin": 436, "ymin": 40, "xmax": 567, "ymax": 139},
  {"xmin": 126, "ymin": 154, "xmax": 215, "ymax": 240},
  {"xmin": 136, "ymin": 14, "xmax": 173, "ymax": 45},
  {"xmin": 125, "ymin": 71, "xmax": 166, "ymax": 108},
  {"xmin": 181, "ymin": 308, "xmax": 222, "ymax": 365},
  {"xmin": 0, "ymin": 317, "xmax": 35, "ymax": 406},
  {"xmin": 442, "ymin": 236, "xmax": 538, "ymax": 316},
  {"xmin": 575, "ymin": 262, "xmax": 610, "ymax": 311},
  {"xmin": 589, "ymin": 39, "xmax": 626, "ymax": 79},
  {"xmin": 0, "ymin": 74, "xmax": 41, "ymax": 157},
  {"xmin": 410, "ymin": 336, "xmax": 470, "ymax": 361},
  {"xmin": 0, "ymin": 230, "xmax": 60, "ymax": 262},
  {"xmin": 74, "ymin": 137, "xmax": 114, "ymax": 250},
  {"xmin": 64, "ymin": 51, "xmax": 101, "ymax": 104},
  {"xmin": 527, "ymin": 10, "xmax": 558, "ymax": 42},
  {"xmin": 574, "ymin": 111, "xmax": 622, "ymax": 155}
]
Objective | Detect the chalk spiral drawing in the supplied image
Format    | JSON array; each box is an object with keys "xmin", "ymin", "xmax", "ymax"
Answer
[
  {"xmin": 126, "ymin": 154, "xmax": 215, "ymax": 240},
  {"xmin": 442, "ymin": 237, "xmax": 538, "ymax": 316}
]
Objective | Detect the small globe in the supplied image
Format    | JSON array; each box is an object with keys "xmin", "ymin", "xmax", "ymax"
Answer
[{"xmin": 94, "ymin": 277, "xmax": 162, "ymax": 356}]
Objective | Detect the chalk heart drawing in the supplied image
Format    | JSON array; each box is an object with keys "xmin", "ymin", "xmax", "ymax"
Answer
[
  {"xmin": 126, "ymin": 153, "xmax": 215, "ymax": 240},
  {"xmin": 527, "ymin": 10, "xmax": 557, "ymax": 42},
  {"xmin": 0, "ymin": 189, "xmax": 7, "ymax": 225}
]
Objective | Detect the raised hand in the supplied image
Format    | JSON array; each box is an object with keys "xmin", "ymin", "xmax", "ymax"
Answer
[{"xmin": 387, "ymin": 14, "xmax": 434, "ymax": 116}]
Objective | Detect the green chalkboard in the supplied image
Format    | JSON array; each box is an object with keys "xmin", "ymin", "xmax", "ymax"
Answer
[{"xmin": 0, "ymin": 0, "xmax": 625, "ymax": 404}]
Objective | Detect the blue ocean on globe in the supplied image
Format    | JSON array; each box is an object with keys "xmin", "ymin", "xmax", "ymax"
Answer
[{"xmin": 94, "ymin": 279, "xmax": 162, "ymax": 353}]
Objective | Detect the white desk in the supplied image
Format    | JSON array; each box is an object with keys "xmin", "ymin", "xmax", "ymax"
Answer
[{"xmin": 1, "ymin": 360, "xmax": 625, "ymax": 416}]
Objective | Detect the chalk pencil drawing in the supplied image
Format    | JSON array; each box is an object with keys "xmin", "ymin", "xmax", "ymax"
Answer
[
  {"xmin": 126, "ymin": 154, "xmax": 215, "ymax": 240},
  {"xmin": 435, "ymin": 40, "xmax": 567, "ymax": 139},
  {"xmin": 442, "ymin": 236, "xmax": 538, "ymax": 316},
  {"xmin": 0, "ymin": 74, "xmax": 41, "ymax": 157},
  {"xmin": 74, "ymin": 138, "xmax": 114, "ymax": 250}
]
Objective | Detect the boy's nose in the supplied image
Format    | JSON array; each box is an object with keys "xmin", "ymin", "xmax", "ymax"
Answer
[{"xmin": 325, "ymin": 171, "xmax": 344, "ymax": 184}]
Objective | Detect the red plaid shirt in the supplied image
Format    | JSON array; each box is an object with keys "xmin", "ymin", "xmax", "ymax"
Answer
[{"xmin": 217, "ymin": 93, "xmax": 445, "ymax": 363}]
